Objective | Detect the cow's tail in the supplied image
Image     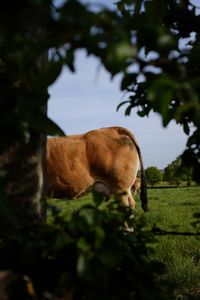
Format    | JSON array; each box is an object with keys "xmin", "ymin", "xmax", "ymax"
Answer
[{"xmin": 112, "ymin": 126, "xmax": 149, "ymax": 212}]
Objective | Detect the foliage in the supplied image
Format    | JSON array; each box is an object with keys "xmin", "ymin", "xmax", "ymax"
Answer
[
  {"xmin": 49, "ymin": 186, "xmax": 200, "ymax": 300},
  {"xmin": 0, "ymin": 198, "xmax": 173, "ymax": 300},
  {"xmin": 0, "ymin": 0, "xmax": 135, "ymax": 144},
  {"xmin": 115, "ymin": 0, "xmax": 200, "ymax": 182},
  {"xmin": 0, "ymin": 0, "xmax": 200, "ymax": 179},
  {"xmin": 145, "ymin": 166, "xmax": 162, "ymax": 186},
  {"xmin": 0, "ymin": 1, "xmax": 200, "ymax": 299},
  {"xmin": 164, "ymin": 157, "xmax": 192, "ymax": 186}
]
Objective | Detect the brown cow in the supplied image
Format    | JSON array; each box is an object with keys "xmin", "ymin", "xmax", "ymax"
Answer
[
  {"xmin": 47, "ymin": 126, "xmax": 148, "ymax": 211},
  {"xmin": 132, "ymin": 177, "xmax": 141, "ymax": 196}
]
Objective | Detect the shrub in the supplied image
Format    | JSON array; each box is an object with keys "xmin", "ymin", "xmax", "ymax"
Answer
[
  {"xmin": 0, "ymin": 197, "xmax": 173, "ymax": 300},
  {"xmin": 146, "ymin": 167, "xmax": 162, "ymax": 187}
]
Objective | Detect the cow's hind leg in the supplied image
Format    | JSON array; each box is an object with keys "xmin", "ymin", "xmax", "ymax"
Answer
[
  {"xmin": 128, "ymin": 189, "xmax": 136, "ymax": 209},
  {"xmin": 119, "ymin": 189, "xmax": 136, "ymax": 209},
  {"xmin": 119, "ymin": 189, "xmax": 135, "ymax": 232}
]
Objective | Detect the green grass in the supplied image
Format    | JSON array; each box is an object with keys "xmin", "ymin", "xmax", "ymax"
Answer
[
  {"xmin": 148, "ymin": 181, "xmax": 197, "ymax": 188},
  {"xmin": 135, "ymin": 187, "xmax": 200, "ymax": 299},
  {"xmin": 136, "ymin": 187, "xmax": 200, "ymax": 231},
  {"xmin": 48, "ymin": 186, "xmax": 200, "ymax": 299}
]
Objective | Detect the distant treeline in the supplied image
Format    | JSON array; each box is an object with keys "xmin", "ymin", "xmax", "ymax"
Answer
[{"xmin": 142, "ymin": 158, "xmax": 195, "ymax": 187}]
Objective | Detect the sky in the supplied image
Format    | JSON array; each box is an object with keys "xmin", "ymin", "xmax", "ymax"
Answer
[{"xmin": 48, "ymin": 0, "xmax": 197, "ymax": 170}]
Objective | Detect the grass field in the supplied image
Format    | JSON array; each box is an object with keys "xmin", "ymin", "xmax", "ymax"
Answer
[
  {"xmin": 48, "ymin": 186, "xmax": 200, "ymax": 299},
  {"xmin": 135, "ymin": 187, "xmax": 200, "ymax": 299}
]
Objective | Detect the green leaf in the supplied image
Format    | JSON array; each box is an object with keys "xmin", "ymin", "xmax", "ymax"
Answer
[
  {"xmin": 148, "ymin": 75, "xmax": 177, "ymax": 125},
  {"xmin": 137, "ymin": 110, "xmax": 146, "ymax": 117},
  {"xmin": 183, "ymin": 121, "xmax": 190, "ymax": 135},
  {"xmin": 53, "ymin": 233, "xmax": 72, "ymax": 250},
  {"xmin": 26, "ymin": 110, "xmax": 65, "ymax": 136},
  {"xmin": 65, "ymin": 48, "xmax": 75, "ymax": 72},
  {"xmin": 94, "ymin": 227, "xmax": 105, "ymax": 249},
  {"xmin": 92, "ymin": 188, "xmax": 105, "ymax": 207},
  {"xmin": 36, "ymin": 59, "xmax": 63, "ymax": 89},
  {"xmin": 77, "ymin": 254, "xmax": 87, "ymax": 276},
  {"xmin": 116, "ymin": 2, "xmax": 125, "ymax": 12},
  {"xmin": 125, "ymin": 104, "xmax": 133, "ymax": 116},
  {"xmin": 145, "ymin": 0, "xmax": 166, "ymax": 24},
  {"xmin": 79, "ymin": 208, "xmax": 95, "ymax": 226},
  {"xmin": 121, "ymin": 73, "xmax": 137, "ymax": 90},
  {"xmin": 77, "ymin": 237, "xmax": 90, "ymax": 252},
  {"xmin": 116, "ymin": 100, "xmax": 130, "ymax": 111}
]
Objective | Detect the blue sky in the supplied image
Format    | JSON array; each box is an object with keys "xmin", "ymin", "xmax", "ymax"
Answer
[{"xmin": 48, "ymin": 0, "xmax": 198, "ymax": 169}]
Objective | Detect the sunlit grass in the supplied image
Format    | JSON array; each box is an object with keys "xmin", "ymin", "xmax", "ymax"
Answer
[{"xmin": 134, "ymin": 186, "xmax": 200, "ymax": 298}]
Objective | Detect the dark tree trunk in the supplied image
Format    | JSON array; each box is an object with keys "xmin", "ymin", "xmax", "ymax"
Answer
[
  {"xmin": 0, "ymin": 35, "xmax": 48, "ymax": 229},
  {"xmin": 0, "ymin": 132, "xmax": 46, "ymax": 228}
]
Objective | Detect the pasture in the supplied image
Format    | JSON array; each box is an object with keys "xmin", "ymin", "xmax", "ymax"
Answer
[
  {"xmin": 136, "ymin": 187, "xmax": 200, "ymax": 299},
  {"xmin": 48, "ymin": 186, "xmax": 200, "ymax": 299}
]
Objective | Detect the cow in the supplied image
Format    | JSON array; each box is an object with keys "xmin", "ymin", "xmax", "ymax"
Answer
[
  {"xmin": 132, "ymin": 177, "xmax": 141, "ymax": 196},
  {"xmin": 47, "ymin": 126, "xmax": 148, "ymax": 211}
]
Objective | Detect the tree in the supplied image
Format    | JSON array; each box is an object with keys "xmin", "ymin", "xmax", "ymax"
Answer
[
  {"xmin": 164, "ymin": 159, "xmax": 181, "ymax": 186},
  {"xmin": 1, "ymin": 1, "xmax": 200, "ymax": 227},
  {"xmin": 0, "ymin": 0, "xmax": 200, "ymax": 298},
  {"xmin": 0, "ymin": 4, "xmax": 52, "ymax": 227},
  {"xmin": 164, "ymin": 157, "xmax": 192, "ymax": 186},
  {"xmin": 116, "ymin": 0, "xmax": 200, "ymax": 182},
  {"xmin": 145, "ymin": 167, "xmax": 162, "ymax": 186},
  {"xmin": 0, "ymin": 0, "xmax": 128, "ymax": 226}
]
